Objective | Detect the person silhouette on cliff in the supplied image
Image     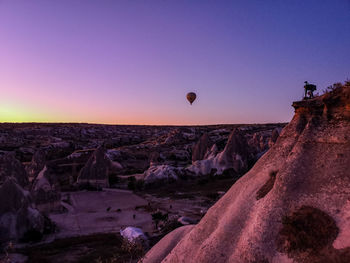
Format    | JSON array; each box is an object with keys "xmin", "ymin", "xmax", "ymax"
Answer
[{"xmin": 304, "ymin": 81, "xmax": 317, "ymax": 99}]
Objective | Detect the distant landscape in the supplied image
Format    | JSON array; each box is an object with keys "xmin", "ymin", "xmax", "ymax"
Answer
[
  {"xmin": 1, "ymin": 1, "xmax": 349, "ymax": 262},
  {"xmin": 0, "ymin": 121, "xmax": 285, "ymax": 261}
]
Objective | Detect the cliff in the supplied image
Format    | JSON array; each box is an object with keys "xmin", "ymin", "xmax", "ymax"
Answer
[{"xmin": 143, "ymin": 84, "xmax": 350, "ymax": 263}]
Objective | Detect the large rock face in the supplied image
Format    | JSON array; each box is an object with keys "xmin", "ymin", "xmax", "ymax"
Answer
[
  {"xmin": 77, "ymin": 146, "xmax": 110, "ymax": 188},
  {"xmin": 144, "ymin": 85, "xmax": 350, "ymax": 263},
  {"xmin": 0, "ymin": 153, "xmax": 28, "ymax": 187}
]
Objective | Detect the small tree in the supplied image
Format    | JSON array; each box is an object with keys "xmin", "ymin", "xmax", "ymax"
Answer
[{"xmin": 151, "ymin": 212, "xmax": 168, "ymax": 229}]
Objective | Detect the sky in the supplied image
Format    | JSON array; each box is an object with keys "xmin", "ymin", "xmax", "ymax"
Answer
[{"xmin": 0, "ymin": 0, "xmax": 349, "ymax": 125}]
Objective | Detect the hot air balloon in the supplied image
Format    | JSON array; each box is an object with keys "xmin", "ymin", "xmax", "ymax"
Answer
[{"xmin": 186, "ymin": 92, "xmax": 196, "ymax": 105}]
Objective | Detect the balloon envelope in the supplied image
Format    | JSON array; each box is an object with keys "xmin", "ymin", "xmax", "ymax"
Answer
[{"xmin": 186, "ymin": 92, "xmax": 196, "ymax": 105}]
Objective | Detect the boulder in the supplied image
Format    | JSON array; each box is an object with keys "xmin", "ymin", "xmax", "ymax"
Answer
[
  {"xmin": 120, "ymin": 227, "xmax": 147, "ymax": 244},
  {"xmin": 143, "ymin": 165, "xmax": 179, "ymax": 184}
]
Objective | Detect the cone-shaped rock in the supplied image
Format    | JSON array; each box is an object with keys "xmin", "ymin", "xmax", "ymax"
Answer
[
  {"xmin": 192, "ymin": 133, "xmax": 213, "ymax": 162},
  {"xmin": 77, "ymin": 146, "xmax": 110, "ymax": 188}
]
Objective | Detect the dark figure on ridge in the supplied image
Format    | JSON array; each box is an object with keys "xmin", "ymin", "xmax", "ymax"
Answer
[{"xmin": 304, "ymin": 81, "xmax": 317, "ymax": 99}]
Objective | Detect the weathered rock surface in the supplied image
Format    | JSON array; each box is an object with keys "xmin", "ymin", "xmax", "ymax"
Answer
[
  {"xmin": 120, "ymin": 226, "xmax": 148, "ymax": 243},
  {"xmin": 189, "ymin": 129, "xmax": 251, "ymax": 176},
  {"xmin": 0, "ymin": 178, "xmax": 44, "ymax": 244},
  {"xmin": 216, "ymin": 128, "xmax": 250, "ymax": 173},
  {"xmin": 143, "ymin": 165, "xmax": 180, "ymax": 185},
  {"xmin": 31, "ymin": 166, "xmax": 61, "ymax": 213},
  {"xmin": 268, "ymin": 128, "xmax": 281, "ymax": 148},
  {"xmin": 143, "ymin": 225, "xmax": 194, "ymax": 263},
  {"xmin": 192, "ymin": 133, "xmax": 213, "ymax": 162},
  {"xmin": 77, "ymin": 147, "xmax": 110, "ymax": 188},
  {"xmin": 0, "ymin": 153, "xmax": 28, "ymax": 187},
  {"xmin": 144, "ymin": 85, "xmax": 350, "ymax": 263},
  {"xmin": 26, "ymin": 150, "xmax": 46, "ymax": 178}
]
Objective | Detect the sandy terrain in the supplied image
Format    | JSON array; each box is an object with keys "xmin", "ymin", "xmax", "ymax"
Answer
[{"xmin": 49, "ymin": 189, "xmax": 153, "ymax": 239}]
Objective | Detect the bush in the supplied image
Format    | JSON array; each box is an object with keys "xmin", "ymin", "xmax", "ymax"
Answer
[
  {"xmin": 135, "ymin": 179, "xmax": 144, "ymax": 191},
  {"xmin": 151, "ymin": 212, "xmax": 168, "ymax": 229},
  {"xmin": 20, "ymin": 229, "xmax": 43, "ymax": 243},
  {"xmin": 127, "ymin": 176, "xmax": 136, "ymax": 190},
  {"xmin": 108, "ymin": 174, "xmax": 119, "ymax": 186},
  {"xmin": 160, "ymin": 219, "xmax": 183, "ymax": 236},
  {"xmin": 127, "ymin": 177, "xmax": 144, "ymax": 191}
]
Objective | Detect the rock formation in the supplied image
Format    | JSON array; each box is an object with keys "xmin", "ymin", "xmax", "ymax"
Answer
[
  {"xmin": 31, "ymin": 165, "xmax": 62, "ymax": 213},
  {"xmin": 216, "ymin": 128, "xmax": 249, "ymax": 174},
  {"xmin": 268, "ymin": 128, "xmax": 281, "ymax": 148},
  {"xmin": 143, "ymin": 165, "xmax": 180, "ymax": 185},
  {"xmin": 189, "ymin": 129, "xmax": 250, "ymax": 176},
  {"xmin": 143, "ymin": 84, "xmax": 350, "ymax": 263},
  {"xmin": 0, "ymin": 153, "xmax": 28, "ymax": 187},
  {"xmin": 26, "ymin": 150, "xmax": 46, "ymax": 178},
  {"xmin": 77, "ymin": 146, "xmax": 110, "ymax": 188},
  {"xmin": 0, "ymin": 178, "xmax": 45, "ymax": 244},
  {"xmin": 192, "ymin": 133, "xmax": 213, "ymax": 162}
]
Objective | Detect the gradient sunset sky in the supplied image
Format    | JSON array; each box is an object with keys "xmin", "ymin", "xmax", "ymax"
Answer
[{"xmin": 1, "ymin": 1, "xmax": 349, "ymax": 125}]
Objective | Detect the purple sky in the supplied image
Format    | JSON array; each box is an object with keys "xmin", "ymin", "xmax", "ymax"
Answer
[{"xmin": 1, "ymin": 0, "xmax": 349, "ymax": 125}]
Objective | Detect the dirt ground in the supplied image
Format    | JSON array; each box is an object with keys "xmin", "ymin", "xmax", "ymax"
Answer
[
  {"xmin": 5, "ymin": 176, "xmax": 238, "ymax": 263},
  {"xmin": 49, "ymin": 189, "xmax": 154, "ymax": 239}
]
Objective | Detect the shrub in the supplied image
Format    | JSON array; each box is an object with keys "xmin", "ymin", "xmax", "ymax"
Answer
[
  {"xmin": 151, "ymin": 212, "xmax": 168, "ymax": 229},
  {"xmin": 160, "ymin": 218, "xmax": 183, "ymax": 236}
]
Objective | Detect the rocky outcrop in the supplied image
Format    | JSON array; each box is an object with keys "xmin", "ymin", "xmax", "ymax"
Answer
[
  {"xmin": 31, "ymin": 166, "xmax": 61, "ymax": 213},
  {"xmin": 143, "ymin": 165, "xmax": 180, "ymax": 185},
  {"xmin": 77, "ymin": 147, "xmax": 110, "ymax": 188},
  {"xmin": 268, "ymin": 128, "xmax": 281, "ymax": 148},
  {"xmin": 0, "ymin": 178, "xmax": 45, "ymax": 244},
  {"xmin": 189, "ymin": 129, "xmax": 250, "ymax": 176},
  {"xmin": 0, "ymin": 153, "xmax": 28, "ymax": 187},
  {"xmin": 192, "ymin": 133, "xmax": 213, "ymax": 162},
  {"xmin": 26, "ymin": 150, "xmax": 46, "ymax": 178},
  {"xmin": 216, "ymin": 128, "xmax": 249, "ymax": 174},
  {"xmin": 144, "ymin": 85, "xmax": 350, "ymax": 263}
]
